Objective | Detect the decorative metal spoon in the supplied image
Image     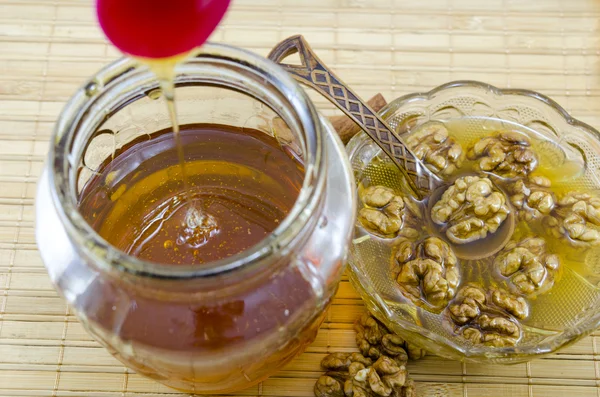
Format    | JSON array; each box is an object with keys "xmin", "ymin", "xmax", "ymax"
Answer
[
  {"xmin": 268, "ymin": 35, "xmax": 443, "ymax": 199},
  {"xmin": 269, "ymin": 35, "xmax": 516, "ymax": 258}
]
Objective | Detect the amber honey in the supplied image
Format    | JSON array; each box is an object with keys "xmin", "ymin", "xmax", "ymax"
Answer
[
  {"xmin": 73, "ymin": 123, "xmax": 328, "ymax": 391},
  {"xmin": 37, "ymin": 42, "xmax": 355, "ymax": 393},
  {"xmin": 445, "ymin": 118, "xmax": 595, "ymax": 290},
  {"xmin": 355, "ymin": 116, "xmax": 600, "ymax": 342},
  {"xmin": 79, "ymin": 123, "xmax": 304, "ymax": 265}
]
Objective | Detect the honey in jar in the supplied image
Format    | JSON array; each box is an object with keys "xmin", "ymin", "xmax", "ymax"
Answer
[
  {"xmin": 79, "ymin": 123, "xmax": 304, "ymax": 265},
  {"xmin": 71, "ymin": 124, "xmax": 328, "ymax": 391},
  {"xmin": 36, "ymin": 47, "xmax": 355, "ymax": 394}
]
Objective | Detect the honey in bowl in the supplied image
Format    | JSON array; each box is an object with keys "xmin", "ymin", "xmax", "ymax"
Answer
[{"xmin": 354, "ymin": 116, "xmax": 599, "ymax": 349}]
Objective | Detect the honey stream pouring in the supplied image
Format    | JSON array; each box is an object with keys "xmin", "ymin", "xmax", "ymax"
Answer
[{"xmin": 96, "ymin": 0, "xmax": 232, "ymax": 235}]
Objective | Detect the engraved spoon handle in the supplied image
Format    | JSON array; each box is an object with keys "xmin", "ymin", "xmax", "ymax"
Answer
[{"xmin": 268, "ymin": 35, "xmax": 440, "ymax": 197}]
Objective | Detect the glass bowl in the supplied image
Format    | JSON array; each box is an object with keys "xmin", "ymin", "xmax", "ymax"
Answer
[{"xmin": 346, "ymin": 80, "xmax": 600, "ymax": 363}]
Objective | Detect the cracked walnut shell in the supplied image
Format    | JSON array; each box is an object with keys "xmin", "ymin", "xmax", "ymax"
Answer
[
  {"xmin": 358, "ymin": 186, "xmax": 421, "ymax": 237},
  {"xmin": 494, "ymin": 237, "xmax": 560, "ymax": 296},
  {"xmin": 394, "ymin": 237, "xmax": 460, "ymax": 309},
  {"xmin": 467, "ymin": 131, "xmax": 538, "ymax": 178},
  {"xmin": 405, "ymin": 122, "xmax": 465, "ymax": 177},
  {"xmin": 431, "ymin": 175, "xmax": 510, "ymax": 244},
  {"xmin": 446, "ymin": 284, "xmax": 528, "ymax": 347}
]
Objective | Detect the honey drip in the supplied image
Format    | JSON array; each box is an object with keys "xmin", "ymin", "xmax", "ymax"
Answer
[{"xmin": 143, "ymin": 57, "xmax": 224, "ymax": 256}]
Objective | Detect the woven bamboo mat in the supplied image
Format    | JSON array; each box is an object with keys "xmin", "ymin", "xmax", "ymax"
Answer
[{"xmin": 1, "ymin": 0, "xmax": 600, "ymax": 396}]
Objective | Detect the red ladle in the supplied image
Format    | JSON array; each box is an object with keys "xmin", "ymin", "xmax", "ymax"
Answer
[{"xmin": 96, "ymin": 0, "xmax": 231, "ymax": 59}]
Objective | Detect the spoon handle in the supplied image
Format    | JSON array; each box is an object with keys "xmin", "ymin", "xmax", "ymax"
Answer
[{"xmin": 268, "ymin": 35, "xmax": 438, "ymax": 197}]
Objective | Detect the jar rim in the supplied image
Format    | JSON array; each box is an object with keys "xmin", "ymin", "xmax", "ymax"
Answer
[{"xmin": 48, "ymin": 43, "xmax": 326, "ymax": 280}]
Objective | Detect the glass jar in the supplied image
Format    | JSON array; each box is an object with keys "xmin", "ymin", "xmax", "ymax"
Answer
[{"xmin": 35, "ymin": 44, "xmax": 356, "ymax": 393}]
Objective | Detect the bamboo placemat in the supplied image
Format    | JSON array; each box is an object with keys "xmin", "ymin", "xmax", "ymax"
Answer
[{"xmin": 1, "ymin": 0, "xmax": 600, "ymax": 396}]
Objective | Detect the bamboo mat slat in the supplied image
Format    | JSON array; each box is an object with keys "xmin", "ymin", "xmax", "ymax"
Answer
[{"xmin": 1, "ymin": 0, "xmax": 600, "ymax": 396}]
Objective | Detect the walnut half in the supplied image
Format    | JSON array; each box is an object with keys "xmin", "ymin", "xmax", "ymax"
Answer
[
  {"xmin": 467, "ymin": 131, "xmax": 538, "ymax": 178},
  {"xmin": 358, "ymin": 186, "xmax": 420, "ymax": 237},
  {"xmin": 446, "ymin": 284, "xmax": 528, "ymax": 347},
  {"xmin": 494, "ymin": 237, "xmax": 560, "ymax": 296},
  {"xmin": 355, "ymin": 313, "xmax": 426, "ymax": 362},
  {"xmin": 431, "ymin": 176, "xmax": 510, "ymax": 244},
  {"xmin": 544, "ymin": 192, "xmax": 600, "ymax": 247},
  {"xmin": 509, "ymin": 176, "xmax": 555, "ymax": 222},
  {"xmin": 405, "ymin": 122, "xmax": 465, "ymax": 177},
  {"xmin": 394, "ymin": 236, "xmax": 460, "ymax": 309}
]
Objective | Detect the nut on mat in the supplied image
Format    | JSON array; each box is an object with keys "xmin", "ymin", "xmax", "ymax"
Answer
[{"xmin": 315, "ymin": 313, "xmax": 421, "ymax": 397}]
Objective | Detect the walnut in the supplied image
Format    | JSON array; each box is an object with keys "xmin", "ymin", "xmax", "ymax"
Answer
[
  {"xmin": 404, "ymin": 344, "xmax": 427, "ymax": 361},
  {"xmin": 315, "ymin": 314, "xmax": 420, "ymax": 397},
  {"xmin": 355, "ymin": 313, "xmax": 426, "ymax": 361},
  {"xmin": 405, "ymin": 122, "xmax": 465, "ymax": 177},
  {"xmin": 431, "ymin": 176, "xmax": 510, "ymax": 244},
  {"xmin": 544, "ymin": 192, "xmax": 600, "ymax": 247},
  {"xmin": 467, "ymin": 131, "xmax": 538, "ymax": 178},
  {"xmin": 318, "ymin": 355, "xmax": 413, "ymax": 397},
  {"xmin": 394, "ymin": 237, "xmax": 460, "ymax": 309},
  {"xmin": 489, "ymin": 287, "xmax": 529, "ymax": 319},
  {"xmin": 321, "ymin": 353, "xmax": 373, "ymax": 373},
  {"xmin": 381, "ymin": 334, "xmax": 409, "ymax": 362},
  {"xmin": 321, "ymin": 353, "xmax": 353, "ymax": 370},
  {"xmin": 509, "ymin": 176, "xmax": 555, "ymax": 222},
  {"xmin": 447, "ymin": 285, "xmax": 486, "ymax": 324},
  {"xmin": 494, "ymin": 237, "xmax": 560, "ymax": 296},
  {"xmin": 321, "ymin": 352, "xmax": 372, "ymax": 371},
  {"xmin": 476, "ymin": 314, "xmax": 521, "ymax": 347},
  {"xmin": 358, "ymin": 186, "xmax": 421, "ymax": 237},
  {"xmin": 372, "ymin": 357, "xmax": 407, "ymax": 395},
  {"xmin": 446, "ymin": 284, "xmax": 528, "ymax": 347},
  {"xmin": 315, "ymin": 375, "xmax": 345, "ymax": 397},
  {"xmin": 355, "ymin": 313, "xmax": 386, "ymax": 360}
]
